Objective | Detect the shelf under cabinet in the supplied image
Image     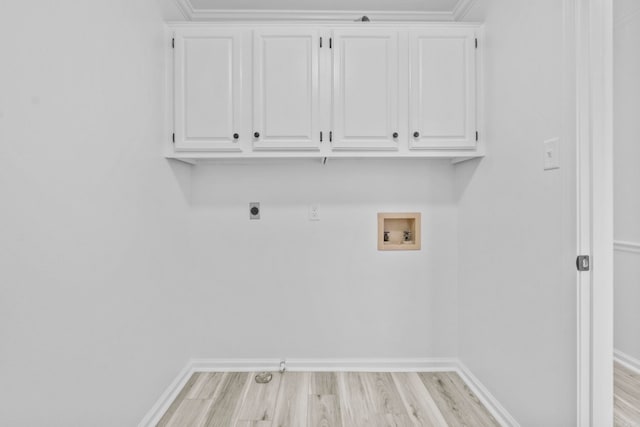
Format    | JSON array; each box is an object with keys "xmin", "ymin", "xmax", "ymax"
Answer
[{"xmin": 165, "ymin": 150, "xmax": 485, "ymax": 165}]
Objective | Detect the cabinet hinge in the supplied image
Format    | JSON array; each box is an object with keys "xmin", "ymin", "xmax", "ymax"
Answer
[
  {"xmin": 172, "ymin": 38, "xmax": 175, "ymax": 49},
  {"xmin": 475, "ymin": 131, "xmax": 479, "ymax": 141},
  {"xmin": 475, "ymin": 38, "xmax": 478, "ymax": 49},
  {"xmin": 329, "ymin": 131, "xmax": 333, "ymax": 142},
  {"xmin": 577, "ymin": 255, "xmax": 590, "ymax": 272},
  {"xmin": 172, "ymin": 133, "xmax": 175, "ymax": 143}
]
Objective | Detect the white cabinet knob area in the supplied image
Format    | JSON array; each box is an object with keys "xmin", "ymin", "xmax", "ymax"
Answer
[
  {"xmin": 253, "ymin": 29, "xmax": 321, "ymax": 151},
  {"xmin": 331, "ymin": 29, "xmax": 400, "ymax": 151},
  {"xmin": 166, "ymin": 22, "xmax": 483, "ymax": 164},
  {"xmin": 173, "ymin": 29, "xmax": 243, "ymax": 153}
]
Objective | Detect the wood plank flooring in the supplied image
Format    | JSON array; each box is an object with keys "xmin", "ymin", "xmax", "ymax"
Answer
[
  {"xmin": 615, "ymin": 362, "xmax": 640, "ymax": 427},
  {"xmin": 157, "ymin": 371, "xmax": 500, "ymax": 427}
]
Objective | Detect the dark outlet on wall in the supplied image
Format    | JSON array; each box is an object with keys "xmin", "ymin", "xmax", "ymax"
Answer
[{"xmin": 250, "ymin": 202, "xmax": 260, "ymax": 220}]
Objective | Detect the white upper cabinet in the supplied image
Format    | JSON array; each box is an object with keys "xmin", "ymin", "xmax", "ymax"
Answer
[
  {"xmin": 253, "ymin": 29, "xmax": 320, "ymax": 150},
  {"xmin": 173, "ymin": 29, "xmax": 243, "ymax": 152},
  {"xmin": 409, "ymin": 28, "xmax": 477, "ymax": 149},
  {"xmin": 331, "ymin": 30, "xmax": 400, "ymax": 150},
  {"xmin": 167, "ymin": 23, "xmax": 482, "ymax": 161}
]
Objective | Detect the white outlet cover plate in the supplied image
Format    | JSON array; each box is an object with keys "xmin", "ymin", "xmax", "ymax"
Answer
[
  {"xmin": 544, "ymin": 138, "xmax": 560, "ymax": 170},
  {"xmin": 309, "ymin": 205, "xmax": 320, "ymax": 221}
]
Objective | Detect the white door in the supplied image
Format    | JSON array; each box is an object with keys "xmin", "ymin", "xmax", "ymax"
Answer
[
  {"xmin": 253, "ymin": 29, "xmax": 320, "ymax": 150},
  {"xmin": 331, "ymin": 30, "xmax": 400, "ymax": 150},
  {"xmin": 173, "ymin": 29, "xmax": 243, "ymax": 152},
  {"xmin": 409, "ymin": 29, "xmax": 476, "ymax": 149}
]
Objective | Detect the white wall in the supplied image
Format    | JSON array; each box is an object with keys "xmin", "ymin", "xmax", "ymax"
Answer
[
  {"xmin": 613, "ymin": 0, "xmax": 640, "ymax": 362},
  {"xmin": 0, "ymin": 2, "xmax": 460, "ymax": 425},
  {"xmin": 185, "ymin": 159, "xmax": 459, "ymax": 359},
  {"xmin": 457, "ymin": 0, "xmax": 577, "ymax": 425},
  {"xmin": 0, "ymin": 1, "xmax": 193, "ymax": 426},
  {"xmin": 0, "ymin": 0, "xmax": 592, "ymax": 425}
]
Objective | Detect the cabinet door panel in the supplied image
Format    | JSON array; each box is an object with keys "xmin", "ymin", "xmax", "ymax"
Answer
[
  {"xmin": 174, "ymin": 30, "xmax": 242, "ymax": 151},
  {"xmin": 409, "ymin": 29, "xmax": 476, "ymax": 149},
  {"xmin": 332, "ymin": 31, "xmax": 399, "ymax": 150},
  {"xmin": 253, "ymin": 30, "xmax": 320, "ymax": 150}
]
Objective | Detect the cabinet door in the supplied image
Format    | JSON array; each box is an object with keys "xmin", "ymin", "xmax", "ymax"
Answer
[
  {"xmin": 331, "ymin": 30, "xmax": 399, "ymax": 150},
  {"xmin": 409, "ymin": 29, "xmax": 476, "ymax": 149},
  {"xmin": 253, "ymin": 29, "xmax": 320, "ymax": 150},
  {"xmin": 174, "ymin": 30, "xmax": 243, "ymax": 152}
]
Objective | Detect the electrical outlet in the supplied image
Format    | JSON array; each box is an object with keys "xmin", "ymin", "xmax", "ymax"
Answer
[
  {"xmin": 309, "ymin": 204, "xmax": 320, "ymax": 221},
  {"xmin": 250, "ymin": 202, "xmax": 260, "ymax": 220},
  {"xmin": 544, "ymin": 138, "xmax": 560, "ymax": 170}
]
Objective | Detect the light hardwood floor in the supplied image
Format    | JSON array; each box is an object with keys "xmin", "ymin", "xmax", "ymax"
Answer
[
  {"xmin": 157, "ymin": 371, "xmax": 500, "ymax": 427},
  {"xmin": 615, "ymin": 362, "xmax": 640, "ymax": 427}
]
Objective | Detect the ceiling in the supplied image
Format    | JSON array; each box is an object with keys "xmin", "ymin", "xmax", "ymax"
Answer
[
  {"xmin": 189, "ymin": 0, "xmax": 460, "ymax": 12},
  {"xmin": 173, "ymin": 0, "xmax": 475, "ymax": 20}
]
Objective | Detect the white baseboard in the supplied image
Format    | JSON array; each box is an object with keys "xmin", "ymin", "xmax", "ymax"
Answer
[
  {"xmin": 614, "ymin": 349, "xmax": 640, "ymax": 374},
  {"xmin": 138, "ymin": 362, "xmax": 195, "ymax": 427},
  {"xmin": 455, "ymin": 361, "xmax": 521, "ymax": 427},
  {"xmin": 190, "ymin": 358, "xmax": 285, "ymax": 372},
  {"xmin": 196, "ymin": 357, "xmax": 460, "ymax": 372},
  {"xmin": 139, "ymin": 357, "xmax": 518, "ymax": 427}
]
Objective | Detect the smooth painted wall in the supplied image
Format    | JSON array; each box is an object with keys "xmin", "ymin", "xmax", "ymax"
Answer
[
  {"xmin": 186, "ymin": 159, "xmax": 459, "ymax": 360},
  {"xmin": 0, "ymin": 2, "xmax": 460, "ymax": 426},
  {"xmin": 613, "ymin": 0, "xmax": 640, "ymax": 362},
  {"xmin": 457, "ymin": 0, "xmax": 577, "ymax": 425},
  {"xmin": 0, "ymin": 1, "xmax": 193, "ymax": 426}
]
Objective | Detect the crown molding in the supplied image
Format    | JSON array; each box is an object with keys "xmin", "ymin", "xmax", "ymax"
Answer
[
  {"xmin": 174, "ymin": 0, "xmax": 478, "ymax": 22},
  {"xmin": 174, "ymin": 0, "xmax": 193, "ymax": 19},
  {"xmin": 452, "ymin": 0, "xmax": 477, "ymax": 20},
  {"xmin": 614, "ymin": 240, "xmax": 640, "ymax": 254},
  {"xmin": 180, "ymin": 9, "xmax": 453, "ymax": 22}
]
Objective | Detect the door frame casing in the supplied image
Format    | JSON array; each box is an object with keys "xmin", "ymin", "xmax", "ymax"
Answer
[{"xmin": 574, "ymin": 0, "xmax": 614, "ymax": 425}]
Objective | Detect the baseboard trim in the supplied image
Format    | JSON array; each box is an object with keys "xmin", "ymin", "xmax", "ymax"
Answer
[
  {"xmin": 138, "ymin": 362, "xmax": 195, "ymax": 427},
  {"xmin": 190, "ymin": 358, "xmax": 285, "ymax": 372},
  {"xmin": 455, "ymin": 361, "xmax": 521, "ymax": 427},
  {"xmin": 615, "ymin": 349, "xmax": 640, "ymax": 375},
  {"xmin": 139, "ymin": 357, "xmax": 518, "ymax": 427},
  {"xmin": 188, "ymin": 357, "xmax": 461, "ymax": 373}
]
